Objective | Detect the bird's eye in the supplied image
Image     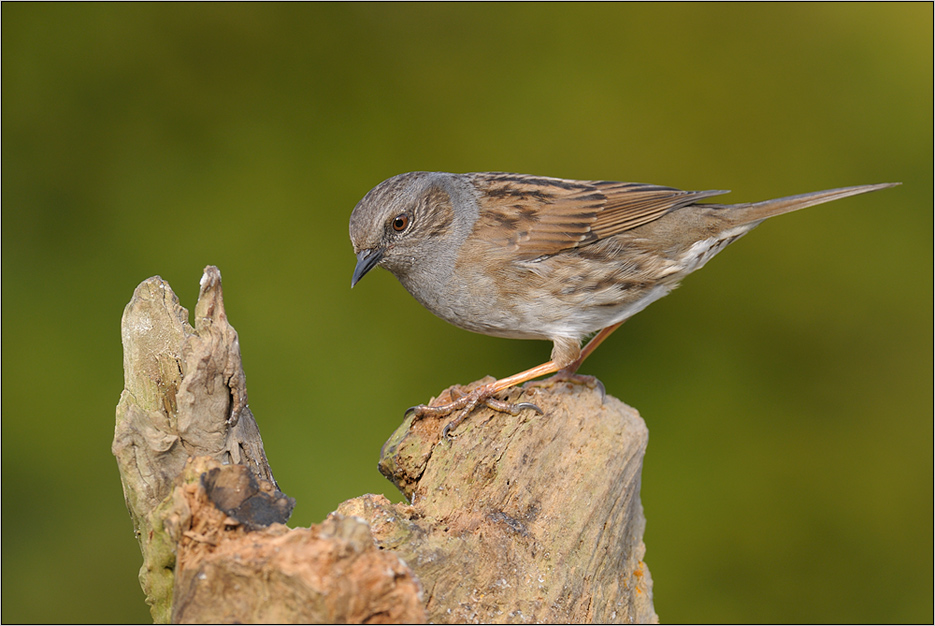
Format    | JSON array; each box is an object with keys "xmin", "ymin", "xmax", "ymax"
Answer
[{"xmin": 392, "ymin": 213, "xmax": 409, "ymax": 232}]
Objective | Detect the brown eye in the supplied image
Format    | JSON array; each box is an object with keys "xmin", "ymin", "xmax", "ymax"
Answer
[{"xmin": 392, "ymin": 213, "xmax": 409, "ymax": 232}]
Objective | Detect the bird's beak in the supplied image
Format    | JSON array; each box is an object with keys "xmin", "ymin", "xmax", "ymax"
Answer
[{"xmin": 351, "ymin": 247, "xmax": 384, "ymax": 288}]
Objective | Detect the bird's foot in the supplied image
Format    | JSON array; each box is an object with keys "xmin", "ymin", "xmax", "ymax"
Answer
[{"xmin": 405, "ymin": 382, "xmax": 542, "ymax": 439}]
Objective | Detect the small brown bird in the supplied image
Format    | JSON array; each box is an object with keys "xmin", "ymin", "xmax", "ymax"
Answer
[{"xmin": 349, "ymin": 172, "xmax": 897, "ymax": 435}]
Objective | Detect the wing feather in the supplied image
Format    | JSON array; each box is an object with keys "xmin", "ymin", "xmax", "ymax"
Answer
[{"xmin": 470, "ymin": 173, "xmax": 729, "ymax": 259}]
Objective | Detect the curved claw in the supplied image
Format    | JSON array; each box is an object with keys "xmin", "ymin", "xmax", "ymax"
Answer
[
  {"xmin": 593, "ymin": 379, "xmax": 606, "ymax": 403},
  {"xmin": 483, "ymin": 397, "xmax": 542, "ymax": 416},
  {"xmin": 513, "ymin": 401, "xmax": 544, "ymax": 415},
  {"xmin": 483, "ymin": 399, "xmax": 543, "ymax": 415},
  {"xmin": 403, "ymin": 404, "xmax": 432, "ymax": 421},
  {"xmin": 441, "ymin": 404, "xmax": 476, "ymax": 439},
  {"xmin": 441, "ymin": 420, "xmax": 458, "ymax": 440}
]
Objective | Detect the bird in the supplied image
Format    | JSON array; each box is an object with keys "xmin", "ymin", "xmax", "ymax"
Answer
[{"xmin": 349, "ymin": 171, "xmax": 898, "ymax": 436}]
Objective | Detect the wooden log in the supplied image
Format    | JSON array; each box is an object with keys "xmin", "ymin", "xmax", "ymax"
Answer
[
  {"xmin": 112, "ymin": 267, "xmax": 424, "ymax": 623},
  {"xmin": 166, "ymin": 457, "xmax": 424, "ymax": 624},
  {"xmin": 341, "ymin": 378, "xmax": 657, "ymax": 623},
  {"xmin": 113, "ymin": 267, "xmax": 283, "ymax": 621},
  {"xmin": 113, "ymin": 267, "xmax": 656, "ymax": 623}
]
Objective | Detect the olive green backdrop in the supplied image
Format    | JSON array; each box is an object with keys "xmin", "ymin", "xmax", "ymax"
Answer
[{"xmin": 2, "ymin": 3, "xmax": 931, "ymax": 623}]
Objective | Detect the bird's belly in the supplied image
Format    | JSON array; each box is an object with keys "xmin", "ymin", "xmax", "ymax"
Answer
[{"xmin": 412, "ymin": 265, "xmax": 675, "ymax": 342}]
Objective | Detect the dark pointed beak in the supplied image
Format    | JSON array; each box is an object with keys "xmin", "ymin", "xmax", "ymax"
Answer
[{"xmin": 351, "ymin": 247, "xmax": 384, "ymax": 287}]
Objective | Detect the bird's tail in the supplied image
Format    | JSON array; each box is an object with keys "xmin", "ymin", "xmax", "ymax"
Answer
[{"xmin": 724, "ymin": 182, "xmax": 900, "ymax": 226}]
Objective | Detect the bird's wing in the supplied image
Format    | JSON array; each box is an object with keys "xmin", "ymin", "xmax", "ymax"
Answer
[{"xmin": 471, "ymin": 172, "xmax": 729, "ymax": 259}]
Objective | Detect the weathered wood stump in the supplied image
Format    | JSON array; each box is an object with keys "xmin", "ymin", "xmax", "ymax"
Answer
[
  {"xmin": 113, "ymin": 267, "xmax": 656, "ymax": 623},
  {"xmin": 341, "ymin": 376, "xmax": 656, "ymax": 623}
]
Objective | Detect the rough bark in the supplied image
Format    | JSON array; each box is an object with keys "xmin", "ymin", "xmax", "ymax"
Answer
[
  {"xmin": 113, "ymin": 267, "xmax": 284, "ymax": 621},
  {"xmin": 113, "ymin": 267, "xmax": 424, "ymax": 623},
  {"xmin": 340, "ymin": 378, "xmax": 657, "ymax": 624},
  {"xmin": 113, "ymin": 267, "xmax": 656, "ymax": 624},
  {"xmin": 167, "ymin": 457, "xmax": 425, "ymax": 624}
]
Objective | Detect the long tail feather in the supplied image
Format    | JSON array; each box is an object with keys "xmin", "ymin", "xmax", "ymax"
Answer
[{"xmin": 727, "ymin": 182, "xmax": 900, "ymax": 226}]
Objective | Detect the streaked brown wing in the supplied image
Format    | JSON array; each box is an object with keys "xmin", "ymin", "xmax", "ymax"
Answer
[{"xmin": 470, "ymin": 172, "xmax": 729, "ymax": 259}]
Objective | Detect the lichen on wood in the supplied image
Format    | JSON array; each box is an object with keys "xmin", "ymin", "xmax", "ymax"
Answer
[
  {"xmin": 113, "ymin": 267, "xmax": 425, "ymax": 623},
  {"xmin": 113, "ymin": 267, "xmax": 288, "ymax": 620}
]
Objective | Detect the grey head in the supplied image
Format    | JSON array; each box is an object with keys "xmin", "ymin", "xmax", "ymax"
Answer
[{"xmin": 349, "ymin": 172, "xmax": 478, "ymax": 295}]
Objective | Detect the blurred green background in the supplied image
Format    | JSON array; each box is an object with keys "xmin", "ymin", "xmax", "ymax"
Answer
[{"xmin": 2, "ymin": 3, "xmax": 931, "ymax": 623}]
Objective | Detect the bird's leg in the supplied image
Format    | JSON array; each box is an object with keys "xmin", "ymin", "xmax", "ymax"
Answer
[
  {"xmin": 407, "ymin": 322, "xmax": 626, "ymax": 437},
  {"xmin": 573, "ymin": 320, "xmax": 626, "ymax": 369},
  {"xmin": 523, "ymin": 321, "xmax": 627, "ymax": 398},
  {"xmin": 406, "ymin": 360, "xmax": 559, "ymax": 436}
]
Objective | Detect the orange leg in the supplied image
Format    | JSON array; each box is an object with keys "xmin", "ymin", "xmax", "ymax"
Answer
[
  {"xmin": 410, "ymin": 321, "xmax": 627, "ymax": 437},
  {"xmin": 562, "ymin": 320, "xmax": 626, "ymax": 374}
]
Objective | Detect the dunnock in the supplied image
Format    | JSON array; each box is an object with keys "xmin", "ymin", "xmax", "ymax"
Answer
[{"xmin": 349, "ymin": 172, "xmax": 898, "ymax": 435}]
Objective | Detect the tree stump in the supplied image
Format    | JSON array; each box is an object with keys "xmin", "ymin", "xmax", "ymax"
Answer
[
  {"xmin": 113, "ymin": 267, "xmax": 657, "ymax": 623},
  {"xmin": 341, "ymin": 377, "xmax": 656, "ymax": 623}
]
